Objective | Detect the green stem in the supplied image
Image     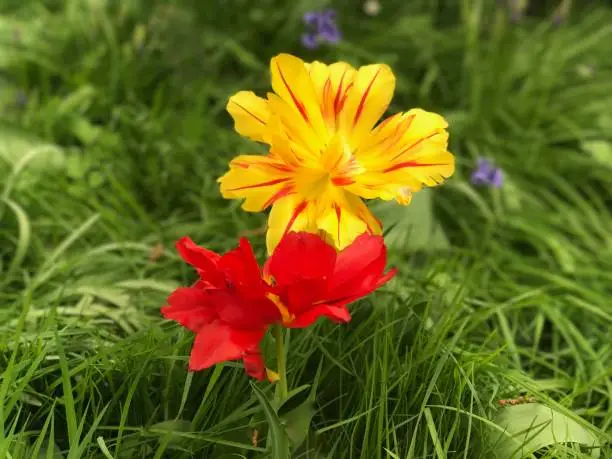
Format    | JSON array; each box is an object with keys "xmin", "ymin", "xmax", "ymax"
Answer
[{"xmin": 273, "ymin": 324, "xmax": 288, "ymax": 402}]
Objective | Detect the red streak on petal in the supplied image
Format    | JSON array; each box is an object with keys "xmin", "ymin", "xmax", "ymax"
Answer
[
  {"xmin": 353, "ymin": 68, "xmax": 382, "ymax": 127},
  {"xmin": 383, "ymin": 161, "xmax": 446, "ymax": 174},
  {"xmin": 334, "ymin": 68, "xmax": 349, "ymax": 116},
  {"xmin": 229, "ymin": 177, "xmax": 290, "ymax": 191},
  {"xmin": 232, "ymin": 161, "xmax": 293, "ymax": 173},
  {"xmin": 322, "ymin": 78, "xmax": 333, "ymax": 122},
  {"xmin": 365, "ymin": 114, "xmax": 414, "ymax": 154},
  {"xmin": 276, "ymin": 62, "xmax": 310, "ymax": 123},
  {"xmin": 403, "ymin": 113, "xmax": 415, "ymax": 131},
  {"xmin": 373, "ymin": 113, "xmax": 398, "ymax": 131},
  {"xmin": 334, "ymin": 203, "xmax": 342, "ymax": 243},
  {"xmin": 356, "ymin": 208, "xmax": 374, "ymax": 234},
  {"xmin": 331, "ymin": 176, "xmax": 355, "ymax": 186},
  {"xmin": 389, "ymin": 131, "xmax": 440, "ymax": 162},
  {"xmin": 230, "ymin": 101, "xmax": 266, "ymax": 125},
  {"xmin": 340, "ymin": 83, "xmax": 353, "ymax": 107},
  {"xmin": 262, "ymin": 187, "xmax": 294, "ymax": 209},
  {"xmin": 282, "ymin": 200, "xmax": 308, "ymax": 238}
]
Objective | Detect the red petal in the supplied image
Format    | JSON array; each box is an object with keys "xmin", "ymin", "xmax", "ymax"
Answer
[
  {"xmin": 176, "ymin": 237, "xmax": 224, "ymax": 287},
  {"xmin": 284, "ymin": 278, "xmax": 329, "ymax": 316},
  {"xmin": 161, "ymin": 287, "xmax": 216, "ymax": 332},
  {"xmin": 268, "ymin": 232, "xmax": 337, "ymax": 286},
  {"xmin": 327, "ymin": 234, "xmax": 392, "ymax": 303},
  {"xmin": 289, "ymin": 303, "xmax": 351, "ymax": 328},
  {"xmin": 376, "ymin": 267, "xmax": 398, "ymax": 289},
  {"xmin": 217, "ymin": 237, "xmax": 264, "ymax": 295},
  {"xmin": 188, "ymin": 322, "xmax": 265, "ymax": 371},
  {"xmin": 208, "ymin": 289, "xmax": 281, "ymax": 329},
  {"xmin": 242, "ymin": 346, "xmax": 266, "ymax": 381}
]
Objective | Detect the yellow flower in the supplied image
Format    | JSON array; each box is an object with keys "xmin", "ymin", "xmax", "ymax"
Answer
[{"xmin": 219, "ymin": 53, "xmax": 455, "ymax": 253}]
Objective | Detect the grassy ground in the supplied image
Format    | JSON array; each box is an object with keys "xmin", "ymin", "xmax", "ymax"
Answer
[{"xmin": 1, "ymin": 0, "xmax": 612, "ymax": 457}]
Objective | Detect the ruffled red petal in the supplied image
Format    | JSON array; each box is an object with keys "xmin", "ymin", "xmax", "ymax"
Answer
[
  {"xmin": 288, "ymin": 303, "xmax": 351, "ymax": 328},
  {"xmin": 327, "ymin": 234, "xmax": 395, "ymax": 304},
  {"xmin": 161, "ymin": 287, "xmax": 216, "ymax": 332},
  {"xmin": 242, "ymin": 346, "xmax": 267, "ymax": 381},
  {"xmin": 176, "ymin": 237, "xmax": 224, "ymax": 287},
  {"xmin": 217, "ymin": 237, "xmax": 263, "ymax": 293},
  {"xmin": 188, "ymin": 321, "xmax": 265, "ymax": 372},
  {"xmin": 268, "ymin": 232, "xmax": 337, "ymax": 286}
]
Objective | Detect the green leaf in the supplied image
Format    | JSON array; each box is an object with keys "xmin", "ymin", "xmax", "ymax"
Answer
[
  {"xmin": 277, "ymin": 384, "xmax": 315, "ymax": 450},
  {"xmin": 0, "ymin": 123, "xmax": 65, "ymax": 173},
  {"xmin": 501, "ymin": 176, "xmax": 522, "ymax": 212},
  {"xmin": 69, "ymin": 116, "xmax": 103, "ymax": 146},
  {"xmin": 250, "ymin": 383, "xmax": 291, "ymax": 459},
  {"xmin": 148, "ymin": 420, "xmax": 192, "ymax": 448},
  {"xmin": 148, "ymin": 419, "xmax": 192, "ymax": 433},
  {"xmin": 370, "ymin": 189, "xmax": 449, "ymax": 253},
  {"xmin": 280, "ymin": 399, "xmax": 315, "ymax": 451},
  {"xmin": 0, "ymin": 198, "xmax": 31, "ymax": 283},
  {"xmin": 277, "ymin": 385, "xmax": 311, "ymax": 416},
  {"xmin": 491, "ymin": 403, "xmax": 601, "ymax": 458},
  {"xmin": 581, "ymin": 140, "xmax": 612, "ymax": 169}
]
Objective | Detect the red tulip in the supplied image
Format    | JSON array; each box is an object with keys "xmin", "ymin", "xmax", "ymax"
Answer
[
  {"xmin": 264, "ymin": 232, "xmax": 397, "ymax": 328},
  {"xmin": 161, "ymin": 237, "xmax": 280, "ymax": 380}
]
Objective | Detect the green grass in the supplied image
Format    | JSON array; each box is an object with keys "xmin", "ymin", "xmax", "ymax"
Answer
[{"xmin": 1, "ymin": 0, "xmax": 612, "ymax": 457}]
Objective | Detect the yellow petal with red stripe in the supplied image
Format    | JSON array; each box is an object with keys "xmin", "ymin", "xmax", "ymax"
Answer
[
  {"xmin": 306, "ymin": 61, "xmax": 356, "ymax": 129},
  {"xmin": 339, "ymin": 64, "xmax": 395, "ymax": 147},
  {"xmin": 316, "ymin": 191, "xmax": 382, "ymax": 250},
  {"xmin": 349, "ymin": 108, "xmax": 454, "ymax": 203},
  {"xmin": 401, "ymin": 108, "xmax": 449, "ymax": 145},
  {"xmin": 226, "ymin": 91, "xmax": 270, "ymax": 143},
  {"xmin": 270, "ymin": 54, "xmax": 329, "ymax": 148},
  {"xmin": 382, "ymin": 150, "xmax": 455, "ymax": 187},
  {"xmin": 266, "ymin": 195, "xmax": 317, "ymax": 254},
  {"xmin": 380, "ymin": 108, "xmax": 453, "ymax": 187},
  {"xmin": 218, "ymin": 155, "xmax": 294, "ymax": 212},
  {"xmin": 267, "ymin": 93, "xmax": 322, "ymax": 165},
  {"xmin": 267, "ymin": 115, "xmax": 302, "ymax": 167}
]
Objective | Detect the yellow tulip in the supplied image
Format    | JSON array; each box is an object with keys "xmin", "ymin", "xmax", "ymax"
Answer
[{"xmin": 219, "ymin": 54, "xmax": 454, "ymax": 253}]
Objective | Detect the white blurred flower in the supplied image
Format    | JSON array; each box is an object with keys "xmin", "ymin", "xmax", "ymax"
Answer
[{"xmin": 363, "ymin": 0, "xmax": 381, "ymax": 17}]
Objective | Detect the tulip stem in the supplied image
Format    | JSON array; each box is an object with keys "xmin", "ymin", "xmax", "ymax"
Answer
[{"xmin": 273, "ymin": 324, "xmax": 288, "ymax": 402}]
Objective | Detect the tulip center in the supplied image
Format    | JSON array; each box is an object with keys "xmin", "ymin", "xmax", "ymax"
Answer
[{"xmin": 295, "ymin": 137, "xmax": 361, "ymax": 200}]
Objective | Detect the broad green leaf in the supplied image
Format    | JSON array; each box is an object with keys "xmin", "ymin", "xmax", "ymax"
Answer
[
  {"xmin": 0, "ymin": 123, "xmax": 65, "ymax": 195},
  {"xmin": 69, "ymin": 116, "xmax": 103, "ymax": 146},
  {"xmin": 491, "ymin": 404, "xmax": 601, "ymax": 458},
  {"xmin": 581, "ymin": 140, "xmax": 612, "ymax": 169},
  {"xmin": 280, "ymin": 399, "xmax": 315, "ymax": 451},
  {"xmin": 149, "ymin": 420, "xmax": 191, "ymax": 433},
  {"xmin": 251, "ymin": 383, "xmax": 291, "ymax": 458},
  {"xmin": 277, "ymin": 385, "xmax": 311, "ymax": 415},
  {"xmin": 148, "ymin": 420, "xmax": 192, "ymax": 449},
  {"xmin": 278, "ymin": 384, "xmax": 314, "ymax": 450},
  {"xmin": 370, "ymin": 189, "xmax": 449, "ymax": 253},
  {"xmin": 0, "ymin": 123, "xmax": 65, "ymax": 172},
  {"xmin": 501, "ymin": 176, "xmax": 522, "ymax": 212}
]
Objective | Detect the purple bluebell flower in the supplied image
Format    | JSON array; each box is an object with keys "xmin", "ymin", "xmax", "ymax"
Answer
[
  {"xmin": 471, "ymin": 158, "xmax": 504, "ymax": 188},
  {"xmin": 301, "ymin": 9, "xmax": 341, "ymax": 50}
]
